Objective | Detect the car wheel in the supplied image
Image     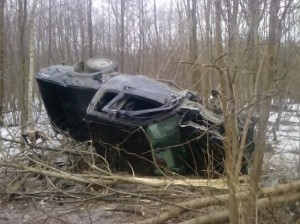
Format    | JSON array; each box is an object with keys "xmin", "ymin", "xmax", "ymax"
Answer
[{"xmin": 86, "ymin": 58, "xmax": 118, "ymax": 73}]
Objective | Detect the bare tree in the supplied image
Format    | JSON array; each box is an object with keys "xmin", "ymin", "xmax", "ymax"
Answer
[
  {"xmin": 214, "ymin": 0, "xmax": 242, "ymax": 223},
  {"xmin": 120, "ymin": 0, "xmax": 125, "ymax": 72},
  {"xmin": 202, "ymin": 0, "xmax": 212, "ymax": 104},
  {"xmin": 27, "ymin": 0, "xmax": 38, "ymax": 131},
  {"xmin": 187, "ymin": 0, "xmax": 199, "ymax": 90},
  {"xmin": 138, "ymin": 0, "xmax": 145, "ymax": 73},
  {"xmin": 245, "ymin": 0, "xmax": 281, "ymax": 222},
  {"xmin": 245, "ymin": 0, "xmax": 260, "ymax": 99},
  {"xmin": 47, "ymin": 0, "xmax": 52, "ymax": 66},
  {"xmin": 87, "ymin": 0, "xmax": 93, "ymax": 58},
  {"xmin": 18, "ymin": 0, "xmax": 28, "ymax": 136},
  {"xmin": 152, "ymin": 0, "xmax": 159, "ymax": 74},
  {"xmin": 0, "ymin": 0, "xmax": 5, "ymax": 126}
]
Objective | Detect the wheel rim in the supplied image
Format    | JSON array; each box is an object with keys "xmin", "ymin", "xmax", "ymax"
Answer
[{"xmin": 93, "ymin": 59, "xmax": 112, "ymax": 68}]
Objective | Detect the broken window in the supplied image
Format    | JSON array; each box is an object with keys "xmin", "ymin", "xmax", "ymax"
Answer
[
  {"xmin": 146, "ymin": 114, "xmax": 190, "ymax": 174},
  {"xmin": 94, "ymin": 91, "xmax": 172, "ymax": 119},
  {"xmin": 119, "ymin": 95, "xmax": 162, "ymax": 111},
  {"xmin": 95, "ymin": 92, "xmax": 118, "ymax": 112},
  {"xmin": 114, "ymin": 95, "xmax": 166, "ymax": 118}
]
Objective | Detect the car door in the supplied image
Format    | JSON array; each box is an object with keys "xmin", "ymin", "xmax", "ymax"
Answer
[{"xmin": 87, "ymin": 91, "xmax": 163, "ymax": 168}]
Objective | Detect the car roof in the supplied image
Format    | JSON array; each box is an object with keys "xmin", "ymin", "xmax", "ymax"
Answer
[{"xmin": 99, "ymin": 74, "xmax": 182, "ymax": 104}]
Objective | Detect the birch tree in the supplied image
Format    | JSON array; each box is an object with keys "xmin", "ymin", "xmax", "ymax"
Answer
[{"xmin": 27, "ymin": 0, "xmax": 38, "ymax": 131}]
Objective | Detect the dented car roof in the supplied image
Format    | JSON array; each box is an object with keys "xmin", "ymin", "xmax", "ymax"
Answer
[{"xmin": 98, "ymin": 74, "xmax": 182, "ymax": 105}]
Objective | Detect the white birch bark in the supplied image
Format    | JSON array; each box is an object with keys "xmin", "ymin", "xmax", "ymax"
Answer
[{"xmin": 27, "ymin": 0, "xmax": 38, "ymax": 131}]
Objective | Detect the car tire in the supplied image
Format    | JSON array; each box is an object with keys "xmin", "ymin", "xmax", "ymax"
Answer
[{"xmin": 86, "ymin": 58, "xmax": 118, "ymax": 73}]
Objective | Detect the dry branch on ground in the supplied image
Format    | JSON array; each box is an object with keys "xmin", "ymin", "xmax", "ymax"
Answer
[
  {"xmin": 1, "ymin": 157, "xmax": 299, "ymax": 224},
  {"xmin": 138, "ymin": 180, "xmax": 300, "ymax": 224},
  {"xmin": 0, "ymin": 159, "xmax": 234, "ymax": 189}
]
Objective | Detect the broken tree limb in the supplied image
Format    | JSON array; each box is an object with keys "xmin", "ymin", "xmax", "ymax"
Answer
[
  {"xmin": 0, "ymin": 136, "xmax": 87, "ymax": 155},
  {"xmin": 121, "ymin": 177, "xmax": 229, "ymax": 189},
  {"xmin": 138, "ymin": 180, "xmax": 300, "ymax": 224},
  {"xmin": 180, "ymin": 210, "xmax": 229, "ymax": 224},
  {"xmin": 2, "ymin": 158, "xmax": 298, "ymax": 193},
  {"xmin": 0, "ymin": 160, "xmax": 117, "ymax": 186},
  {"xmin": 1, "ymin": 159, "xmax": 298, "ymax": 194},
  {"xmin": 2, "ymin": 159, "xmax": 299, "ymax": 224},
  {"xmin": 179, "ymin": 193, "xmax": 300, "ymax": 224},
  {"xmin": 0, "ymin": 159, "xmax": 234, "ymax": 189},
  {"xmin": 0, "ymin": 160, "xmax": 225, "ymax": 188}
]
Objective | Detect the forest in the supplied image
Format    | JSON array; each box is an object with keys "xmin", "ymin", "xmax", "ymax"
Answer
[{"xmin": 0, "ymin": 0, "xmax": 300, "ymax": 223}]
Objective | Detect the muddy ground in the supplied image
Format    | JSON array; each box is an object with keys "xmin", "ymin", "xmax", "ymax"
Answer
[
  {"xmin": 0, "ymin": 199, "xmax": 131, "ymax": 224},
  {"xmin": 0, "ymin": 163, "xmax": 197, "ymax": 224},
  {"xmin": 0, "ymin": 166, "xmax": 299, "ymax": 224},
  {"xmin": 0, "ymin": 108, "xmax": 300, "ymax": 223},
  {"xmin": 0, "ymin": 136, "xmax": 299, "ymax": 224}
]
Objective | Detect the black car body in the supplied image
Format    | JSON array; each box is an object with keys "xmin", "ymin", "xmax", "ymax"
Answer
[
  {"xmin": 36, "ymin": 59, "xmax": 118, "ymax": 141},
  {"xmin": 36, "ymin": 58, "xmax": 255, "ymax": 175}
]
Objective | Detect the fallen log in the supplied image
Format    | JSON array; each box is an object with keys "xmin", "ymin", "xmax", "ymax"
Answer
[
  {"xmin": 0, "ymin": 160, "xmax": 235, "ymax": 189},
  {"xmin": 179, "ymin": 193, "xmax": 300, "ymax": 224},
  {"xmin": 138, "ymin": 180, "xmax": 300, "ymax": 224},
  {"xmin": 1, "ymin": 159, "xmax": 298, "ymax": 194}
]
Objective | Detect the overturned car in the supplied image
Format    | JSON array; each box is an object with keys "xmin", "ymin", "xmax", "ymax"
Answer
[{"xmin": 36, "ymin": 58, "xmax": 256, "ymax": 175}]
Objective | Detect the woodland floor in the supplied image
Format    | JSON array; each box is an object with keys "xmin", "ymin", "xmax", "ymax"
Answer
[
  {"xmin": 0, "ymin": 107, "xmax": 300, "ymax": 223},
  {"xmin": 0, "ymin": 169, "xmax": 213, "ymax": 224},
  {"xmin": 0, "ymin": 166, "xmax": 299, "ymax": 224}
]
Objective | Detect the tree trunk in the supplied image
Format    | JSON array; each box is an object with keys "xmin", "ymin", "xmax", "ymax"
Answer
[
  {"xmin": 120, "ymin": 0, "xmax": 125, "ymax": 72},
  {"xmin": 245, "ymin": 0, "xmax": 280, "ymax": 223},
  {"xmin": 18, "ymin": 0, "xmax": 28, "ymax": 137},
  {"xmin": 153, "ymin": 0, "xmax": 159, "ymax": 76},
  {"xmin": 187, "ymin": 0, "xmax": 199, "ymax": 90},
  {"xmin": 202, "ymin": 0, "xmax": 212, "ymax": 104},
  {"xmin": 48, "ymin": 0, "xmax": 52, "ymax": 66},
  {"xmin": 87, "ymin": 0, "xmax": 93, "ymax": 58},
  {"xmin": 27, "ymin": 0, "xmax": 38, "ymax": 131},
  {"xmin": 79, "ymin": 1, "xmax": 86, "ymax": 61},
  {"xmin": 0, "ymin": 0, "xmax": 5, "ymax": 126},
  {"xmin": 215, "ymin": 1, "xmax": 239, "ymax": 223},
  {"xmin": 246, "ymin": 0, "xmax": 260, "ymax": 99}
]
